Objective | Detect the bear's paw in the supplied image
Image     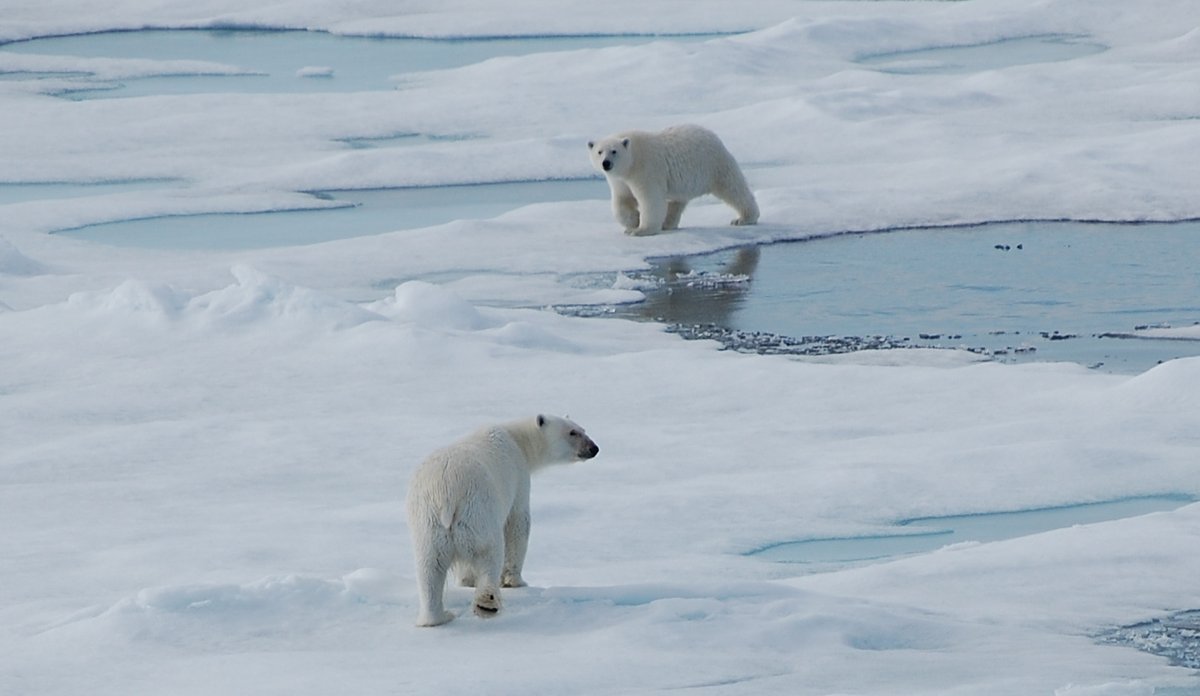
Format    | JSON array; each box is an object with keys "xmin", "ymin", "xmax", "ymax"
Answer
[{"xmin": 473, "ymin": 590, "xmax": 501, "ymax": 618}]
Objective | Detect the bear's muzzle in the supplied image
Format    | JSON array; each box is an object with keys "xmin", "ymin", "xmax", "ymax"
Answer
[
  {"xmin": 602, "ymin": 159, "xmax": 613, "ymax": 172},
  {"xmin": 579, "ymin": 440, "xmax": 600, "ymax": 460}
]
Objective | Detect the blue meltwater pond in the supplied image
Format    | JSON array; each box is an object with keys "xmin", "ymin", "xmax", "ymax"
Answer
[
  {"xmin": 611, "ymin": 220, "xmax": 1200, "ymax": 373},
  {"xmin": 0, "ymin": 29, "xmax": 723, "ymax": 98},
  {"xmin": 751, "ymin": 495, "xmax": 1196, "ymax": 566},
  {"xmin": 857, "ymin": 34, "xmax": 1107, "ymax": 74},
  {"xmin": 0, "ymin": 28, "xmax": 704, "ymax": 246},
  {"xmin": 54, "ymin": 180, "xmax": 604, "ymax": 249}
]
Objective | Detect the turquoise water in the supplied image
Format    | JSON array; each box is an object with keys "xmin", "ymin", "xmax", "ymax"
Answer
[
  {"xmin": 0, "ymin": 28, "xmax": 670, "ymax": 247},
  {"xmin": 859, "ymin": 34, "xmax": 1107, "ymax": 74},
  {"xmin": 0, "ymin": 179, "xmax": 181, "ymax": 204},
  {"xmin": 1, "ymin": 29, "xmax": 723, "ymax": 98},
  {"xmin": 56, "ymin": 179, "xmax": 603, "ymax": 249},
  {"xmin": 752, "ymin": 495, "xmax": 1195, "ymax": 565}
]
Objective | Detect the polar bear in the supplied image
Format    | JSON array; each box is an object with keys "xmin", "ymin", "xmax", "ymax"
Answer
[
  {"xmin": 588, "ymin": 124, "xmax": 759, "ymax": 235},
  {"xmin": 406, "ymin": 414, "xmax": 600, "ymax": 626}
]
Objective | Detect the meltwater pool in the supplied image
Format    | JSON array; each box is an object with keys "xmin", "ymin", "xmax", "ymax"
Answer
[
  {"xmin": 0, "ymin": 29, "xmax": 725, "ymax": 98},
  {"xmin": 611, "ymin": 220, "xmax": 1200, "ymax": 373}
]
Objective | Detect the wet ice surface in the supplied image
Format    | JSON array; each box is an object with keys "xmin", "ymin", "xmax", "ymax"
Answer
[{"xmin": 596, "ymin": 221, "xmax": 1200, "ymax": 373}]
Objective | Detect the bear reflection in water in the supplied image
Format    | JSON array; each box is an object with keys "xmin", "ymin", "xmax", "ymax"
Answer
[{"xmin": 635, "ymin": 246, "xmax": 760, "ymax": 327}]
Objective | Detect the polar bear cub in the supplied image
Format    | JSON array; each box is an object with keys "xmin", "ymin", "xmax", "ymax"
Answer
[
  {"xmin": 406, "ymin": 414, "xmax": 600, "ymax": 626},
  {"xmin": 588, "ymin": 124, "xmax": 759, "ymax": 235}
]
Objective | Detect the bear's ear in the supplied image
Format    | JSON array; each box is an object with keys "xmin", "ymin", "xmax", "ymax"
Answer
[
  {"xmin": 622, "ymin": 138, "xmax": 630, "ymax": 148},
  {"xmin": 587, "ymin": 141, "xmax": 594, "ymax": 149},
  {"xmin": 537, "ymin": 414, "xmax": 546, "ymax": 428}
]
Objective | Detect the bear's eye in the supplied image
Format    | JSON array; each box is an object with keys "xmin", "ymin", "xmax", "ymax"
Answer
[{"xmin": 569, "ymin": 430, "xmax": 580, "ymax": 438}]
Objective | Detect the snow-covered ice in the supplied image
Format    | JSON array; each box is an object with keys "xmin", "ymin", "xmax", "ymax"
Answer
[
  {"xmin": 1134, "ymin": 325, "xmax": 1200, "ymax": 341},
  {"xmin": 2, "ymin": 1, "xmax": 1200, "ymax": 694}
]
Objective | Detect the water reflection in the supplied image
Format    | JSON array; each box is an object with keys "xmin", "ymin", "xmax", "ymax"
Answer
[
  {"xmin": 607, "ymin": 221, "xmax": 1200, "ymax": 372},
  {"xmin": 635, "ymin": 246, "xmax": 760, "ymax": 326}
]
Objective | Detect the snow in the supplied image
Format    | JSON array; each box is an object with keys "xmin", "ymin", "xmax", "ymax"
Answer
[{"xmin": 2, "ymin": 0, "xmax": 1200, "ymax": 694}]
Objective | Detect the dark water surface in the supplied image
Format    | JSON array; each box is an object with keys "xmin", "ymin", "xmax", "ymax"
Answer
[{"xmin": 608, "ymin": 220, "xmax": 1200, "ymax": 373}]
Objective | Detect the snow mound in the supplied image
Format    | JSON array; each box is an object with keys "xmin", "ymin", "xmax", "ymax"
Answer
[
  {"xmin": 482, "ymin": 319, "xmax": 591, "ymax": 353},
  {"xmin": 369, "ymin": 280, "xmax": 496, "ymax": 331},
  {"xmin": 0, "ymin": 236, "xmax": 47, "ymax": 276},
  {"xmin": 187, "ymin": 265, "xmax": 382, "ymax": 330},
  {"xmin": 60, "ymin": 267, "xmax": 383, "ymax": 330},
  {"xmin": 68, "ymin": 570, "xmax": 405, "ymax": 649},
  {"xmin": 66, "ymin": 278, "xmax": 183, "ymax": 318}
]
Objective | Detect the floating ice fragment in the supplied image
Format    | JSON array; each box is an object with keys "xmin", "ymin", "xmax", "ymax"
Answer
[
  {"xmin": 611, "ymin": 271, "xmax": 662, "ymax": 292},
  {"xmin": 296, "ymin": 65, "xmax": 334, "ymax": 78}
]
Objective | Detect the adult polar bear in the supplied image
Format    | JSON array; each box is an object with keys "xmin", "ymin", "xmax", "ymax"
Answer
[
  {"xmin": 588, "ymin": 124, "xmax": 759, "ymax": 235},
  {"xmin": 406, "ymin": 414, "xmax": 599, "ymax": 626}
]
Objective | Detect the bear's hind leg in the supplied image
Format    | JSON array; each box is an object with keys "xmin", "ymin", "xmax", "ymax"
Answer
[
  {"xmin": 464, "ymin": 533, "xmax": 505, "ymax": 618},
  {"xmin": 472, "ymin": 576, "xmax": 503, "ymax": 617},
  {"xmin": 413, "ymin": 528, "xmax": 456, "ymax": 627},
  {"xmin": 502, "ymin": 508, "xmax": 530, "ymax": 588},
  {"xmin": 473, "ymin": 585, "xmax": 501, "ymax": 618},
  {"xmin": 714, "ymin": 172, "xmax": 759, "ymax": 226}
]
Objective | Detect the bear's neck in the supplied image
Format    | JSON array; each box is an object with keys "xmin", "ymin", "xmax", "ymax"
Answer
[{"xmin": 504, "ymin": 419, "xmax": 550, "ymax": 470}]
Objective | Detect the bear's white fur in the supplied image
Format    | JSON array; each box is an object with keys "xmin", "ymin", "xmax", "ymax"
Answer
[
  {"xmin": 406, "ymin": 414, "xmax": 599, "ymax": 626},
  {"xmin": 588, "ymin": 124, "xmax": 759, "ymax": 236}
]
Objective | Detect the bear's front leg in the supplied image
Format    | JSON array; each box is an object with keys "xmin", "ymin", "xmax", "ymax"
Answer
[
  {"xmin": 629, "ymin": 189, "xmax": 666, "ymax": 236},
  {"xmin": 609, "ymin": 182, "xmax": 640, "ymax": 232}
]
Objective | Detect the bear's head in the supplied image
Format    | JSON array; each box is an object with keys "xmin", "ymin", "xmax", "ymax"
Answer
[
  {"xmin": 537, "ymin": 414, "xmax": 600, "ymax": 462},
  {"xmin": 587, "ymin": 137, "xmax": 631, "ymax": 177}
]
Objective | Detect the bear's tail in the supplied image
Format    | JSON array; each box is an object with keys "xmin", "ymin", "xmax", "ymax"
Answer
[{"xmin": 439, "ymin": 505, "xmax": 456, "ymax": 531}]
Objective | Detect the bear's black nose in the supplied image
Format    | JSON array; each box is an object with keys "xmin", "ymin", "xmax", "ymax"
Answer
[
  {"xmin": 582, "ymin": 442, "xmax": 599, "ymax": 459},
  {"xmin": 602, "ymin": 160, "xmax": 612, "ymax": 172}
]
